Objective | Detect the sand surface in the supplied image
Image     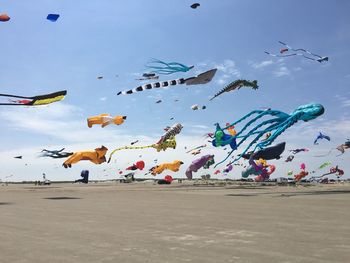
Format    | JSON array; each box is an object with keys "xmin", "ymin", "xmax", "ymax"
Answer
[{"xmin": 0, "ymin": 181, "xmax": 349, "ymax": 263}]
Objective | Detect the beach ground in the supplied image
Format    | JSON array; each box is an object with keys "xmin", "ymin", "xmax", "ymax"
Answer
[{"xmin": 0, "ymin": 181, "xmax": 349, "ymax": 263}]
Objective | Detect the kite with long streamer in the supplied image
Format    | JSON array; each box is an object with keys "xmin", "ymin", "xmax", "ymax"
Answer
[{"xmin": 211, "ymin": 103, "xmax": 324, "ymax": 167}]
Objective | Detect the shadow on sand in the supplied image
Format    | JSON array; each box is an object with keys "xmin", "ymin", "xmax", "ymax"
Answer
[
  {"xmin": 0, "ymin": 202, "xmax": 13, "ymax": 205},
  {"xmin": 44, "ymin": 197, "xmax": 81, "ymax": 200}
]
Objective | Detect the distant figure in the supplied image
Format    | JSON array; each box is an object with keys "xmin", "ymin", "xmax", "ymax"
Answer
[{"xmin": 75, "ymin": 170, "xmax": 89, "ymax": 184}]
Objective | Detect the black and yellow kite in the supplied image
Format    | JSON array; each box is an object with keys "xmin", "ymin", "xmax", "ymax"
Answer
[{"xmin": 0, "ymin": 90, "xmax": 67, "ymax": 106}]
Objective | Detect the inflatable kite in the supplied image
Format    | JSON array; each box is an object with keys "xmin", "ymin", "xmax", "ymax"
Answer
[
  {"xmin": 209, "ymin": 79, "xmax": 258, "ymax": 101},
  {"xmin": 320, "ymin": 165, "xmax": 344, "ymax": 178},
  {"xmin": 241, "ymin": 158, "xmax": 275, "ymax": 182},
  {"xmin": 314, "ymin": 132, "xmax": 330, "ymax": 145},
  {"xmin": 117, "ymin": 68, "xmax": 217, "ymax": 95},
  {"xmin": 40, "ymin": 148, "xmax": 73, "ymax": 159},
  {"xmin": 47, "ymin": 14, "xmax": 60, "ymax": 22},
  {"xmin": 146, "ymin": 59, "xmax": 193, "ymax": 75},
  {"xmin": 126, "ymin": 161, "xmax": 145, "ymax": 171},
  {"xmin": 294, "ymin": 163, "xmax": 308, "ymax": 182},
  {"xmin": 211, "ymin": 103, "xmax": 324, "ymax": 167},
  {"xmin": 63, "ymin": 146, "xmax": 108, "ymax": 168},
  {"xmin": 87, "ymin": 114, "xmax": 126, "ymax": 128},
  {"xmin": 0, "ymin": 90, "xmax": 67, "ymax": 106},
  {"xmin": 0, "ymin": 13, "xmax": 10, "ymax": 22},
  {"xmin": 157, "ymin": 123, "xmax": 183, "ymax": 144},
  {"xmin": 290, "ymin": 148, "xmax": 309, "ymax": 154},
  {"xmin": 265, "ymin": 41, "xmax": 329, "ymax": 63},
  {"xmin": 108, "ymin": 124, "xmax": 182, "ymax": 163},
  {"xmin": 285, "ymin": 155, "xmax": 294, "ymax": 162},
  {"xmin": 149, "ymin": 160, "xmax": 184, "ymax": 175},
  {"xmin": 318, "ymin": 161, "xmax": 331, "ymax": 169},
  {"xmin": 336, "ymin": 140, "xmax": 350, "ymax": 155},
  {"xmin": 223, "ymin": 164, "xmax": 233, "ymax": 173},
  {"xmin": 185, "ymin": 155, "xmax": 214, "ymax": 179},
  {"xmin": 238, "ymin": 142, "xmax": 286, "ymax": 161}
]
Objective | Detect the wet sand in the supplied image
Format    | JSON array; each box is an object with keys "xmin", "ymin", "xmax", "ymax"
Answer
[{"xmin": 1, "ymin": 181, "xmax": 350, "ymax": 263}]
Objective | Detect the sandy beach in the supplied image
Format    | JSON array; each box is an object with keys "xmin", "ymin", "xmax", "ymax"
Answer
[{"xmin": 0, "ymin": 182, "xmax": 349, "ymax": 263}]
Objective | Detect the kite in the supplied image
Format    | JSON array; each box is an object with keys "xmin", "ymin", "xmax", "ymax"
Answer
[
  {"xmin": 186, "ymin": 144, "xmax": 206, "ymax": 154},
  {"xmin": 156, "ymin": 100, "xmax": 162, "ymax": 104},
  {"xmin": 47, "ymin": 14, "xmax": 60, "ymax": 22},
  {"xmin": 97, "ymin": 76, "xmax": 103, "ymax": 79},
  {"xmin": 211, "ymin": 103, "xmax": 324, "ymax": 167},
  {"xmin": 241, "ymin": 158, "xmax": 275, "ymax": 182},
  {"xmin": 191, "ymin": 149, "xmax": 201, "ymax": 155},
  {"xmin": 117, "ymin": 68, "xmax": 217, "ymax": 95},
  {"xmin": 157, "ymin": 123, "xmax": 183, "ymax": 144},
  {"xmin": 314, "ymin": 132, "xmax": 330, "ymax": 145},
  {"xmin": 290, "ymin": 148, "xmax": 309, "ymax": 154},
  {"xmin": 108, "ymin": 123, "xmax": 182, "ymax": 162},
  {"xmin": 209, "ymin": 79, "xmax": 258, "ymax": 101},
  {"xmin": 185, "ymin": 155, "xmax": 215, "ymax": 179},
  {"xmin": 265, "ymin": 41, "xmax": 329, "ymax": 63},
  {"xmin": 149, "ymin": 160, "xmax": 184, "ymax": 175},
  {"xmin": 146, "ymin": 59, "xmax": 193, "ymax": 75},
  {"xmin": 14, "ymin": 156, "xmax": 22, "ymax": 159},
  {"xmin": 336, "ymin": 140, "xmax": 350, "ymax": 155},
  {"xmin": 294, "ymin": 170, "xmax": 309, "ymax": 182},
  {"xmin": 191, "ymin": 104, "xmax": 206, "ymax": 110},
  {"xmin": 0, "ymin": 13, "xmax": 10, "ymax": 22},
  {"xmin": 87, "ymin": 114, "xmax": 126, "ymax": 128},
  {"xmin": 285, "ymin": 155, "xmax": 294, "ymax": 162},
  {"xmin": 320, "ymin": 165, "xmax": 344, "ymax": 178},
  {"xmin": 131, "ymin": 140, "xmax": 139, "ymax": 145},
  {"xmin": 223, "ymin": 164, "xmax": 233, "ymax": 173},
  {"xmin": 294, "ymin": 163, "xmax": 308, "ymax": 182},
  {"xmin": 63, "ymin": 146, "xmax": 108, "ymax": 168},
  {"xmin": 238, "ymin": 142, "xmax": 286, "ymax": 161},
  {"xmin": 318, "ymin": 161, "xmax": 331, "ymax": 169},
  {"xmin": 126, "ymin": 161, "xmax": 145, "ymax": 171},
  {"xmin": 0, "ymin": 90, "xmax": 67, "ymax": 106},
  {"xmin": 40, "ymin": 148, "xmax": 73, "ymax": 159},
  {"xmin": 136, "ymin": 73, "xmax": 159, "ymax": 81},
  {"xmin": 225, "ymin": 123, "xmax": 237, "ymax": 136},
  {"xmin": 191, "ymin": 3, "xmax": 200, "ymax": 9}
]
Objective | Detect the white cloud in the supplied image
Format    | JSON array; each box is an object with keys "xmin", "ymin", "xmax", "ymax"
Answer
[
  {"xmin": 273, "ymin": 66, "xmax": 290, "ymax": 77},
  {"xmin": 251, "ymin": 60, "xmax": 273, "ymax": 69},
  {"xmin": 215, "ymin": 59, "xmax": 241, "ymax": 77}
]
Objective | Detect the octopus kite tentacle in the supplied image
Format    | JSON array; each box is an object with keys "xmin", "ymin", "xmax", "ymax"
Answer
[{"xmin": 146, "ymin": 59, "xmax": 194, "ymax": 75}]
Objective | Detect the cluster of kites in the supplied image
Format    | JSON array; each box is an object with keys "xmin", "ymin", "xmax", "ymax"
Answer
[{"xmin": 3, "ymin": 6, "xmax": 345, "ymax": 183}]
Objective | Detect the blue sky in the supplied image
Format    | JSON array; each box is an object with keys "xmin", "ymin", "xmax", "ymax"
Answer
[{"xmin": 0, "ymin": 0, "xmax": 349, "ymax": 182}]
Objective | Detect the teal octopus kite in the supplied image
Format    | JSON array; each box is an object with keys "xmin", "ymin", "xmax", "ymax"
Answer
[
  {"xmin": 211, "ymin": 103, "xmax": 325, "ymax": 167},
  {"xmin": 146, "ymin": 59, "xmax": 194, "ymax": 75}
]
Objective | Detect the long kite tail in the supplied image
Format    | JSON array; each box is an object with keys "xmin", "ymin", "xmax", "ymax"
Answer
[
  {"xmin": 107, "ymin": 145, "xmax": 155, "ymax": 163},
  {"xmin": 117, "ymin": 78, "xmax": 185, "ymax": 95}
]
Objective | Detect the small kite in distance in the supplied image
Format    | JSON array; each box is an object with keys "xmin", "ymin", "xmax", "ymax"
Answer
[
  {"xmin": 314, "ymin": 132, "xmax": 330, "ymax": 145},
  {"xmin": 47, "ymin": 14, "xmax": 60, "ymax": 22},
  {"xmin": 0, "ymin": 13, "xmax": 10, "ymax": 22},
  {"xmin": 191, "ymin": 3, "xmax": 200, "ymax": 9},
  {"xmin": 14, "ymin": 156, "xmax": 22, "ymax": 159}
]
